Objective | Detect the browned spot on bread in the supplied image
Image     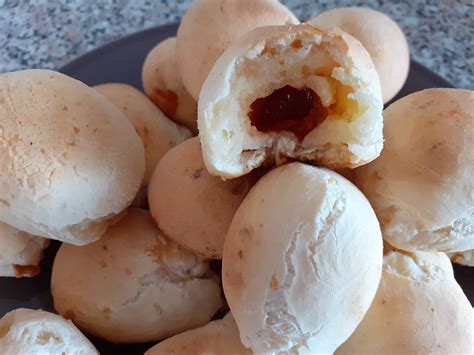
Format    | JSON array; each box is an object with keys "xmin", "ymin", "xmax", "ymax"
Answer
[
  {"xmin": 14, "ymin": 264, "xmax": 40, "ymax": 277},
  {"xmin": 125, "ymin": 268, "xmax": 132, "ymax": 276},
  {"xmin": 240, "ymin": 226, "xmax": 254, "ymax": 241},
  {"xmin": 450, "ymin": 252, "xmax": 464, "ymax": 263},
  {"xmin": 261, "ymin": 46, "xmax": 278, "ymax": 56},
  {"xmin": 63, "ymin": 310, "xmax": 76, "ymax": 321},
  {"xmin": 73, "ymin": 127, "xmax": 80, "ymax": 134},
  {"xmin": 381, "ymin": 299, "xmax": 386, "ymax": 305},
  {"xmin": 152, "ymin": 89, "xmax": 178, "ymax": 118},
  {"xmin": 270, "ymin": 275, "xmax": 279, "ymax": 289},
  {"xmin": 145, "ymin": 237, "xmax": 177, "ymax": 266},
  {"xmin": 102, "ymin": 245, "xmax": 108, "ymax": 251},
  {"xmin": 10, "ymin": 134, "xmax": 20, "ymax": 145},
  {"xmin": 0, "ymin": 199, "xmax": 10, "ymax": 207},
  {"xmin": 448, "ymin": 108, "xmax": 463, "ymax": 116},
  {"xmin": 103, "ymin": 307, "xmax": 111, "ymax": 320},
  {"xmin": 191, "ymin": 168, "xmax": 204, "ymax": 179},
  {"xmin": 100, "ymin": 260, "xmax": 107, "ymax": 268},
  {"xmin": 291, "ymin": 39, "xmax": 303, "ymax": 48},
  {"xmin": 238, "ymin": 250, "xmax": 243, "ymax": 259},
  {"xmin": 62, "ymin": 106, "xmax": 69, "ymax": 111}
]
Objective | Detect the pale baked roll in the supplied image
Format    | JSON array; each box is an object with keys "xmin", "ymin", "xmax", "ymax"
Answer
[
  {"xmin": 448, "ymin": 250, "xmax": 474, "ymax": 266},
  {"xmin": 145, "ymin": 313, "xmax": 251, "ymax": 355},
  {"xmin": 142, "ymin": 37, "xmax": 198, "ymax": 132},
  {"xmin": 223, "ymin": 163, "xmax": 383, "ymax": 353},
  {"xmin": 51, "ymin": 208, "xmax": 223, "ymax": 344},
  {"xmin": 148, "ymin": 137, "xmax": 259, "ymax": 259},
  {"xmin": 337, "ymin": 249, "xmax": 473, "ymax": 354},
  {"xmin": 0, "ymin": 221, "xmax": 49, "ymax": 277},
  {"xmin": 0, "ymin": 69, "xmax": 145, "ymax": 246},
  {"xmin": 199, "ymin": 24, "xmax": 383, "ymax": 179},
  {"xmin": 309, "ymin": 7, "xmax": 410, "ymax": 103},
  {"xmin": 355, "ymin": 88, "xmax": 473, "ymax": 252},
  {"xmin": 94, "ymin": 83, "xmax": 192, "ymax": 186},
  {"xmin": 0, "ymin": 308, "xmax": 98, "ymax": 354},
  {"xmin": 177, "ymin": 0, "xmax": 299, "ymax": 100}
]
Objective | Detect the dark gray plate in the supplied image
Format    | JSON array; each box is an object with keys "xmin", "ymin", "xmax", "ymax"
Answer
[{"xmin": 0, "ymin": 23, "xmax": 471, "ymax": 355}]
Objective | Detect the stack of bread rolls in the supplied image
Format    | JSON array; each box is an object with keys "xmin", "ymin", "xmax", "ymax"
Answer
[{"xmin": 0, "ymin": 1, "xmax": 472, "ymax": 354}]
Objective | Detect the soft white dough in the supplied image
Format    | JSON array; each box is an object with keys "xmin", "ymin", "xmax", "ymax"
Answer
[
  {"xmin": 0, "ymin": 308, "xmax": 98, "ymax": 354},
  {"xmin": 0, "ymin": 69, "xmax": 145, "ymax": 246},
  {"xmin": 355, "ymin": 88, "xmax": 474, "ymax": 253},
  {"xmin": 199, "ymin": 24, "xmax": 383, "ymax": 179},
  {"xmin": 337, "ymin": 249, "xmax": 473, "ymax": 354},
  {"xmin": 223, "ymin": 163, "xmax": 383, "ymax": 354}
]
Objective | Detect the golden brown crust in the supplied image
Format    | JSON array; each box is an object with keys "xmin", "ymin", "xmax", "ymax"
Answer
[
  {"xmin": 142, "ymin": 37, "xmax": 198, "ymax": 132},
  {"xmin": 309, "ymin": 7, "xmax": 410, "ymax": 103},
  {"xmin": 337, "ymin": 251, "xmax": 473, "ymax": 354},
  {"xmin": 51, "ymin": 208, "xmax": 223, "ymax": 343},
  {"xmin": 0, "ymin": 69, "xmax": 145, "ymax": 245},
  {"xmin": 148, "ymin": 137, "xmax": 257, "ymax": 259},
  {"xmin": 177, "ymin": 0, "xmax": 299, "ymax": 100}
]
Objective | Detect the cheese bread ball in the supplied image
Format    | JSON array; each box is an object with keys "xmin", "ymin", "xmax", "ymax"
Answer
[
  {"xmin": 177, "ymin": 0, "xmax": 298, "ymax": 100},
  {"xmin": 355, "ymin": 88, "xmax": 473, "ymax": 252},
  {"xmin": 199, "ymin": 24, "xmax": 383, "ymax": 178},
  {"xmin": 223, "ymin": 163, "xmax": 383, "ymax": 353},
  {"xmin": 142, "ymin": 37, "xmax": 198, "ymax": 132},
  {"xmin": 94, "ymin": 83, "xmax": 192, "ymax": 186},
  {"xmin": 0, "ymin": 308, "xmax": 98, "ymax": 354},
  {"xmin": 337, "ymin": 249, "xmax": 473, "ymax": 354},
  {"xmin": 145, "ymin": 313, "xmax": 251, "ymax": 355},
  {"xmin": 148, "ymin": 137, "xmax": 259, "ymax": 259},
  {"xmin": 51, "ymin": 208, "xmax": 223, "ymax": 343},
  {"xmin": 0, "ymin": 70, "xmax": 145, "ymax": 245},
  {"xmin": 309, "ymin": 7, "xmax": 410, "ymax": 103},
  {"xmin": 0, "ymin": 222, "xmax": 49, "ymax": 277}
]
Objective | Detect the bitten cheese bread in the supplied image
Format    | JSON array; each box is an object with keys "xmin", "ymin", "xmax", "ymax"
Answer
[{"xmin": 199, "ymin": 24, "xmax": 383, "ymax": 178}]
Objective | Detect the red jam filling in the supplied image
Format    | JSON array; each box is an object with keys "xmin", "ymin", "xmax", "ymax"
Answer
[{"xmin": 248, "ymin": 85, "xmax": 328, "ymax": 140}]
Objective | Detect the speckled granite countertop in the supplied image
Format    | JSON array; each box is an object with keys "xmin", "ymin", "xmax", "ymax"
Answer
[{"xmin": 0, "ymin": 0, "xmax": 472, "ymax": 89}]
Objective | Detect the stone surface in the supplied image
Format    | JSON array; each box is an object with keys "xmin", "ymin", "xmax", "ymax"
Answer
[{"xmin": 0, "ymin": 0, "xmax": 472, "ymax": 88}]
